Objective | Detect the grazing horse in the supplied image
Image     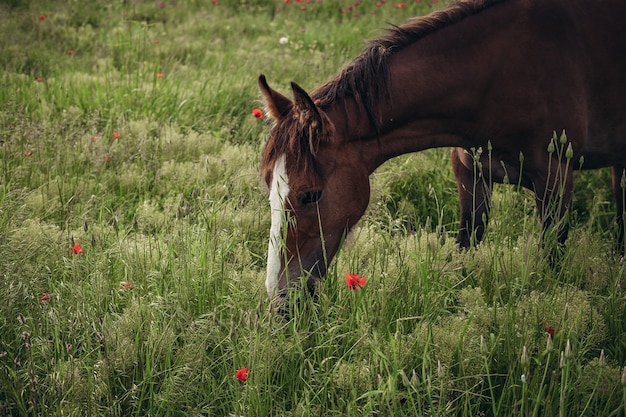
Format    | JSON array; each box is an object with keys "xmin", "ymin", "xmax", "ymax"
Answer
[{"xmin": 259, "ymin": 0, "xmax": 626, "ymax": 298}]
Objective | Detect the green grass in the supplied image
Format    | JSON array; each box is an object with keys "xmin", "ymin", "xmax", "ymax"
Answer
[{"xmin": 1, "ymin": 1, "xmax": 625, "ymax": 416}]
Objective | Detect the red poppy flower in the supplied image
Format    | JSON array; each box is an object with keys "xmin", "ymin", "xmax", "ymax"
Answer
[
  {"xmin": 156, "ymin": 73, "xmax": 163, "ymax": 79},
  {"xmin": 72, "ymin": 242, "xmax": 83, "ymax": 254},
  {"xmin": 120, "ymin": 281, "xmax": 133, "ymax": 290},
  {"xmin": 40, "ymin": 293, "xmax": 51, "ymax": 302},
  {"xmin": 252, "ymin": 108, "xmax": 263, "ymax": 119},
  {"xmin": 104, "ymin": 155, "xmax": 112, "ymax": 162},
  {"xmin": 544, "ymin": 323, "xmax": 556, "ymax": 337},
  {"xmin": 67, "ymin": 49, "xmax": 73, "ymax": 55},
  {"xmin": 39, "ymin": 14, "xmax": 46, "ymax": 20},
  {"xmin": 112, "ymin": 132, "xmax": 120, "ymax": 139},
  {"xmin": 235, "ymin": 367, "xmax": 249, "ymax": 381},
  {"xmin": 345, "ymin": 273, "xmax": 366, "ymax": 291}
]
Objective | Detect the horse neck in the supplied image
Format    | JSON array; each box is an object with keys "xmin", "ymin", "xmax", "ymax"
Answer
[
  {"xmin": 333, "ymin": 1, "xmax": 523, "ymax": 174},
  {"xmin": 329, "ymin": 57, "xmax": 474, "ymax": 175}
]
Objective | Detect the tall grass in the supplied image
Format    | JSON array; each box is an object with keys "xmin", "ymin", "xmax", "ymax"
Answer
[{"xmin": 1, "ymin": 1, "xmax": 624, "ymax": 416}]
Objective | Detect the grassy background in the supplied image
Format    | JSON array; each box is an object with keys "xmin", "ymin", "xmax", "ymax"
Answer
[{"xmin": 0, "ymin": 0, "xmax": 624, "ymax": 416}]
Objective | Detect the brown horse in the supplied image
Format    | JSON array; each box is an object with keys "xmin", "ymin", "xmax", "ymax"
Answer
[{"xmin": 259, "ymin": 0, "xmax": 626, "ymax": 298}]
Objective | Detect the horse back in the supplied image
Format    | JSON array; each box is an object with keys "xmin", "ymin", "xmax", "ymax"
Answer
[{"xmin": 533, "ymin": 0, "xmax": 626, "ymax": 166}]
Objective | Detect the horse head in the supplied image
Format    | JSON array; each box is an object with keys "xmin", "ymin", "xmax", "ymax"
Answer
[{"xmin": 258, "ymin": 74, "xmax": 371, "ymax": 300}]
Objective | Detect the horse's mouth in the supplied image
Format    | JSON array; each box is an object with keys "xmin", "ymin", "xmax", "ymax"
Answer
[{"xmin": 272, "ymin": 258, "xmax": 326, "ymax": 300}]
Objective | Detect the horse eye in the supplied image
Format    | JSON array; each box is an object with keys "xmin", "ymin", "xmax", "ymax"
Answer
[{"xmin": 300, "ymin": 190, "xmax": 323, "ymax": 205}]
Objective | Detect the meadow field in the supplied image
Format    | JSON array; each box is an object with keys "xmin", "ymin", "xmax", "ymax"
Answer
[{"xmin": 0, "ymin": 0, "xmax": 624, "ymax": 415}]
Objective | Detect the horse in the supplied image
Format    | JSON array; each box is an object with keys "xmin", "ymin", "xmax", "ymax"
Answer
[{"xmin": 259, "ymin": 0, "xmax": 626, "ymax": 299}]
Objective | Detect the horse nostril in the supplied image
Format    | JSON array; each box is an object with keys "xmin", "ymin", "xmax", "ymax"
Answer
[{"xmin": 306, "ymin": 275, "xmax": 319, "ymax": 297}]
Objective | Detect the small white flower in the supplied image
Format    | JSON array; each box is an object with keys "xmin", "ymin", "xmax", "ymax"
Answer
[
  {"xmin": 521, "ymin": 374, "xmax": 527, "ymax": 384},
  {"xmin": 279, "ymin": 36, "xmax": 288, "ymax": 45}
]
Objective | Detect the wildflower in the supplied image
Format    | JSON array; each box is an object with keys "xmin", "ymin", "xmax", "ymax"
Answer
[
  {"xmin": 24, "ymin": 151, "xmax": 33, "ymax": 156},
  {"xmin": 120, "ymin": 281, "xmax": 133, "ymax": 290},
  {"xmin": 40, "ymin": 293, "xmax": 51, "ymax": 303},
  {"xmin": 22, "ymin": 331, "xmax": 32, "ymax": 348},
  {"xmin": 154, "ymin": 39, "xmax": 160, "ymax": 44},
  {"xmin": 157, "ymin": 73, "xmax": 163, "ymax": 79},
  {"xmin": 35, "ymin": 77, "xmax": 42, "ymax": 82},
  {"xmin": 252, "ymin": 108, "xmax": 263, "ymax": 119},
  {"xmin": 520, "ymin": 345, "xmax": 529, "ymax": 366},
  {"xmin": 104, "ymin": 155, "xmax": 112, "ymax": 162},
  {"xmin": 235, "ymin": 367, "xmax": 249, "ymax": 381},
  {"xmin": 72, "ymin": 242, "xmax": 83, "ymax": 254},
  {"xmin": 345, "ymin": 273, "xmax": 366, "ymax": 291},
  {"xmin": 279, "ymin": 36, "xmax": 288, "ymax": 45},
  {"xmin": 565, "ymin": 339, "xmax": 572, "ymax": 358},
  {"xmin": 67, "ymin": 49, "xmax": 73, "ymax": 55},
  {"xmin": 39, "ymin": 14, "xmax": 46, "ymax": 20},
  {"xmin": 544, "ymin": 323, "xmax": 556, "ymax": 337},
  {"xmin": 112, "ymin": 132, "xmax": 120, "ymax": 139},
  {"xmin": 520, "ymin": 374, "xmax": 527, "ymax": 384}
]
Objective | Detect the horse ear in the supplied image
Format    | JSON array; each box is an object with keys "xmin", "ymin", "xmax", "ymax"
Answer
[
  {"xmin": 290, "ymin": 81, "xmax": 323, "ymax": 128},
  {"xmin": 258, "ymin": 74, "xmax": 292, "ymax": 120},
  {"xmin": 291, "ymin": 81, "xmax": 332, "ymax": 155}
]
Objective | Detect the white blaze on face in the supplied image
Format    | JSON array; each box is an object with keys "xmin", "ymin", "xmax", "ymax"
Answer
[{"xmin": 266, "ymin": 154, "xmax": 290, "ymax": 297}]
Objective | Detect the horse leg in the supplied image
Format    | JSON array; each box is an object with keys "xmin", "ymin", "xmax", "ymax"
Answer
[
  {"xmin": 533, "ymin": 164, "xmax": 574, "ymax": 254},
  {"xmin": 611, "ymin": 165, "xmax": 626, "ymax": 255},
  {"xmin": 451, "ymin": 147, "xmax": 491, "ymax": 249}
]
